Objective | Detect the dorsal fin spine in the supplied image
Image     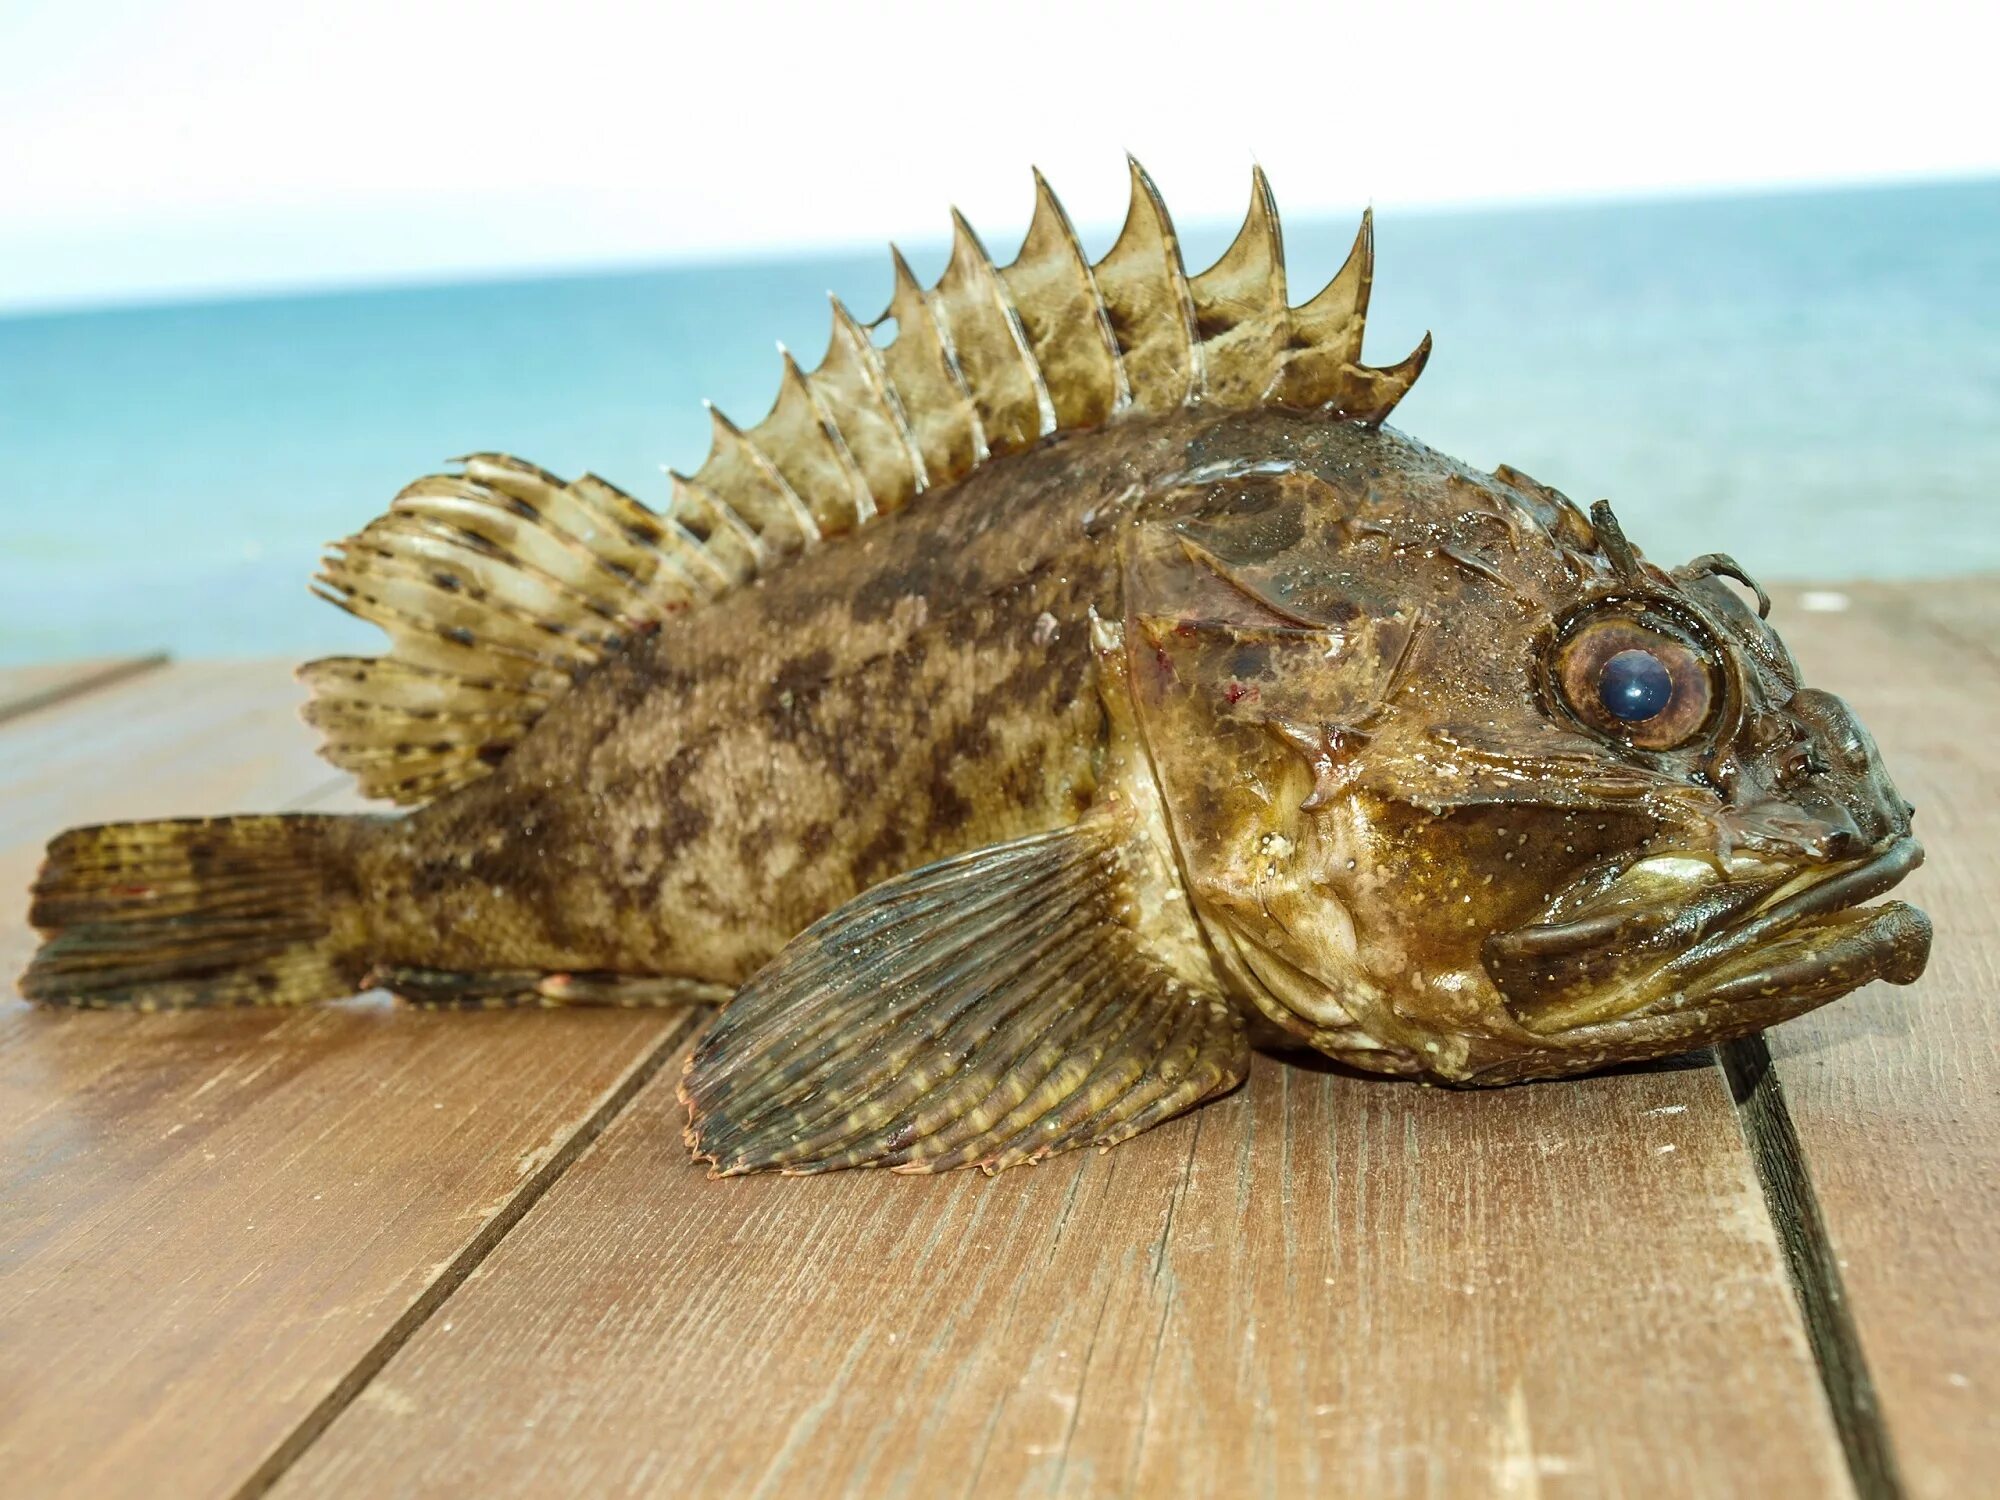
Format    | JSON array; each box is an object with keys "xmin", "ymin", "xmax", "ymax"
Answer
[
  {"xmin": 1004, "ymin": 167, "xmax": 1130, "ymax": 426},
  {"xmin": 904, "ymin": 244, "xmax": 996, "ymax": 466},
  {"xmin": 1088, "ymin": 157, "xmax": 1201, "ymax": 413},
  {"xmin": 1130, "ymin": 156, "xmax": 1204, "ymax": 400},
  {"xmin": 791, "ymin": 295, "xmax": 926, "ymax": 514},
  {"xmin": 823, "ymin": 293, "xmax": 929, "ymax": 505},
  {"xmin": 1329, "ymin": 208, "xmax": 1376, "ymax": 366},
  {"xmin": 692, "ymin": 403, "xmax": 822, "ymax": 553},
  {"xmin": 666, "ymin": 472, "xmax": 764, "ymax": 586},
  {"xmin": 1187, "ymin": 167, "xmax": 1291, "ymax": 406},
  {"xmin": 785, "ymin": 347, "xmax": 878, "ymax": 527},
  {"xmin": 878, "ymin": 245, "xmax": 985, "ymax": 483},
  {"xmin": 934, "ymin": 208, "xmax": 1056, "ymax": 451},
  {"xmin": 740, "ymin": 348, "xmax": 874, "ymax": 534}
]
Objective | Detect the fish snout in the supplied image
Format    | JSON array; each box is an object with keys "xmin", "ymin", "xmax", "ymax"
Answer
[{"xmin": 1779, "ymin": 686, "xmax": 1915, "ymax": 846}]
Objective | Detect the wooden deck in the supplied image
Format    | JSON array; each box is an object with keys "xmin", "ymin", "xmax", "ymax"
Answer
[{"xmin": 0, "ymin": 581, "xmax": 1992, "ymax": 1499}]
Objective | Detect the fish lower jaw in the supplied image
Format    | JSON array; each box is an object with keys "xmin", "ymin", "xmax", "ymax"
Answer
[
  {"xmin": 1491, "ymin": 836, "xmax": 1927, "ymax": 1038},
  {"xmin": 1501, "ymin": 892, "xmax": 1929, "ymax": 1050},
  {"xmin": 1450, "ymin": 899, "xmax": 1933, "ymax": 1088},
  {"xmin": 1649, "ymin": 897, "xmax": 1930, "ymax": 1012}
]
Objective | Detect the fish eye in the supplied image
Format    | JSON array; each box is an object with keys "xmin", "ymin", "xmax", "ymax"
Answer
[
  {"xmin": 1599, "ymin": 649, "xmax": 1673, "ymax": 721},
  {"xmin": 1551, "ymin": 615, "xmax": 1717, "ymax": 750}
]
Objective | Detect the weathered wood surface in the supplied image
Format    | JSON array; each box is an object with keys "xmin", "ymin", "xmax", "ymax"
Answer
[
  {"xmin": 1756, "ymin": 582, "xmax": 2000, "ymax": 1500},
  {"xmin": 274, "ymin": 1047, "xmax": 1848, "ymax": 1499},
  {"xmin": 0, "ymin": 662, "xmax": 686, "ymax": 1500},
  {"xmin": 2, "ymin": 583, "xmax": 1995, "ymax": 1499}
]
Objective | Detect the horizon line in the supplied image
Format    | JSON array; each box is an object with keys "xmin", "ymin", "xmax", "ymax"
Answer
[{"xmin": 4, "ymin": 167, "xmax": 1992, "ymax": 325}]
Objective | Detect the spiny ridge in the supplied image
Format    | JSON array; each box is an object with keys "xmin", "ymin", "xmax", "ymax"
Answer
[{"xmin": 692, "ymin": 158, "xmax": 1426, "ymax": 554}]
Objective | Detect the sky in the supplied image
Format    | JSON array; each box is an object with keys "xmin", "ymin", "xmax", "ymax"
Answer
[{"xmin": 2, "ymin": 0, "xmax": 1995, "ymax": 313}]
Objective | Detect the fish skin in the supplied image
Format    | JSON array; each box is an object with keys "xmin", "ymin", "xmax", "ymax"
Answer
[
  {"xmin": 337, "ymin": 394, "xmax": 1930, "ymax": 1090},
  {"xmin": 350, "ymin": 413, "xmax": 1173, "ymax": 984},
  {"xmin": 24, "ymin": 397, "xmax": 1932, "ymax": 1101}
]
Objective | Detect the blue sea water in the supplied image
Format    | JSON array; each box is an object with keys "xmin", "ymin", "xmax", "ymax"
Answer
[{"xmin": 1, "ymin": 178, "xmax": 1996, "ymax": 664}]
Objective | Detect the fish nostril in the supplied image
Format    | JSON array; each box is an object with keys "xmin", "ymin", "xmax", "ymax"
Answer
[{"xmin": 1779, "ymin": 742, "xmax": 1832, "ymax": 785}]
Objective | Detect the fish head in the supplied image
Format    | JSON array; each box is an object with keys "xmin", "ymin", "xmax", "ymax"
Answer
[{"xmin": 1121, "ymin": 427, "xmax": 1930, "ymax": 1083}]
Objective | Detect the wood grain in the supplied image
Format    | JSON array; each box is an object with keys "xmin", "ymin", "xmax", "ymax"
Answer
[
  {"xmin": 8, "ymin": 581, "xmax": 1995, "ymax": 1498},
  {"xmin": 0, "ymin": 654, "xmax": 166, "ymax": 724},
  {"xmin": 1758, "ymin": 582, "xmax": 2000, "ymax": 1500},
  {"xmin": 0, "ymin": 662, "xmax": 689, "ymax": 1500},
  {"xmin": 277, "ymin": 1050, "xmax": 1851, "ymax": 1497}
]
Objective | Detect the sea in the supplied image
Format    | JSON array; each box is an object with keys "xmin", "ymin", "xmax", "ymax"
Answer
[{"xmin": 1, "ymin": 177, "xmax": 1995, "ymax": 665}]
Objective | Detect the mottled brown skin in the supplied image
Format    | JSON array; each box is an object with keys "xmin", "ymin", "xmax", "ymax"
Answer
[
  {"xmin": 1119, "ymin": 417, "xmax": 1929, "ymax": 1081},
  {"xmin": 330, "ymin": 401, "xmax": 1927, "ymax": 1089},
  {"xmin": 348, "ymin": 417, "xmax": 1161, "ymax": 983}
]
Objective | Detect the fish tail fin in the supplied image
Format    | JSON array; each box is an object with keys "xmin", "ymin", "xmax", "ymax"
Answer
[{"xmin": 19, "ymin": 814, "xmax": 372, "ymax": 1009}]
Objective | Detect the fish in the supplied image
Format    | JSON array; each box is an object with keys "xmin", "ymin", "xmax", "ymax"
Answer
[{"xmin": 19, "ymin": 161, "xmax": 1932, "ymax": 1175}]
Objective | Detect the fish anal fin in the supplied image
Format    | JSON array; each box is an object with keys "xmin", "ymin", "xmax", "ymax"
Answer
[{"xmin": 677, "ymin": 814, "xmax": 1248, "ymax": 1176}]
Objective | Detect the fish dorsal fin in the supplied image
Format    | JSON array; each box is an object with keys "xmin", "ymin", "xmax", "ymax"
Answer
[
  {"xmin": 302, "ymin": 455, "xmax": 723, "ymax": 804},
  {"xmin": 304, "ymin": 162, "xmax": 1429, "ymax": 806}
]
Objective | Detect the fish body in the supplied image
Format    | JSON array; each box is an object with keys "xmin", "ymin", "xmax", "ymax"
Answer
[{"xmin": 21, "ymin": 166, "xmax": 1931, "ymax": 1173}]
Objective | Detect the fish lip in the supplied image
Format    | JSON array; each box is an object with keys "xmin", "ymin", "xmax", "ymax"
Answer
[
  {"xmin": 1488, "ymin": 836, "xmax": 1928, "ymax": 1036},
  {"xmin": 1459, "ymin": 899, "xmax": 1934, "ymax": 1084},
  {"xmin": 1654, "ymin": 835, "xmax": 1924, "ymax": 992}
]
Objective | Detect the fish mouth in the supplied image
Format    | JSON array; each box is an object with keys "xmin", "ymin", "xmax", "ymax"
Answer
[{"xmin": 1485, "ymin": 837, "xmax": 1930, "ymax": 1037}]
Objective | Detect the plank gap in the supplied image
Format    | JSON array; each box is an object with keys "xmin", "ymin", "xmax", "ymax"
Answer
[
  {"xmin": 231, "ymin": 1008, "xmax": 708, "ymax": 1500},
  {"xmin": 1721, "ymin": 1035, "xmax": 1905, "ymax": 1500},
  {"xmin": 0, "ymin": 653, "xmax": 170, "ymax": 726}
]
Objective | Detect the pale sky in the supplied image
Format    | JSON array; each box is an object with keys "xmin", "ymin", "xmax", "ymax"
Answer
[{"xmin": 2, "ymin": 0, "xmax": 1994, "ymax": 313}]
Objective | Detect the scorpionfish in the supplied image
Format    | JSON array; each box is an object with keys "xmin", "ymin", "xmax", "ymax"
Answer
[{"xmin": 22, "ymin": 162, "xmax": 1932, "ymax": 1176}]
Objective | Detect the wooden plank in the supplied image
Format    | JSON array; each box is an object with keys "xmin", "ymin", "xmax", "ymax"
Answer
[
  {"xmin": 277, "ymin": 1062, "xmax": 1851, "ymax": 1495},
  {"xmin": 1754, "ymin": 581, "xmax": 2000, "ymax": 1500},
  {"xmin": 0, "ymin": 654, "xmax": 167, "ymax": 725},
  {"xmin": 0, "ymin": 661, "xmax": 690, "ymax": 1500},
  {"xmin": 9, "ymin": 576, "xmax": 1987, "ymax": 1497}
]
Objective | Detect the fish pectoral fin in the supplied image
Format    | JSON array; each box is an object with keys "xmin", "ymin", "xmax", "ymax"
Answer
[{"xmin": 676, "ymin": 818, "xmax": 1249, "ymax": 1176}]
